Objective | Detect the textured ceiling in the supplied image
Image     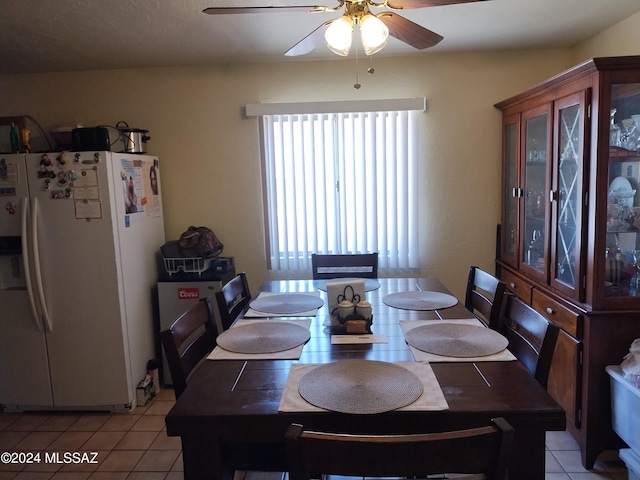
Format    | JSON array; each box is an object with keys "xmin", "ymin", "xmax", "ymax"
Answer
[{"xmin": 1, "ymin": 0, "xmax": 639, "ymax": 75}]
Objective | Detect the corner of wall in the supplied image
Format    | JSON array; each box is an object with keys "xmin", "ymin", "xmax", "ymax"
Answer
[{"xmin": 572, "ymin": 9, "xmax": 640, "ymax": 63}]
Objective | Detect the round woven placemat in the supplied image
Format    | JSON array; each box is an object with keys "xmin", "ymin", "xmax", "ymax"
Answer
[
  {"xmin": 405, "ymin": 323, "xmax": 508, "ymax": 357},
  {"xmin": 382, "ymin": 291, "xmax": 458, "ymax": 310},
  {"xmin": 216, "ymin": 321, "xmax": 310, "ymax": 353},
  {"xmin": 249, "ymin": 293, "xmax": 324, "ymax": 314},
  {"xmin": 298, "ymin": 359, "xmax": 424, "ymax": 414},
  {"xmin": 315, "ymin": 279, "xmax": 381, "ymax": 292}
]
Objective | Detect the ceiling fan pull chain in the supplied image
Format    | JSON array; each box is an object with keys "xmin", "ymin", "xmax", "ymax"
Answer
[{"xmin": 354, "ymin": 25, "xmax": 361, "ymax": 89}]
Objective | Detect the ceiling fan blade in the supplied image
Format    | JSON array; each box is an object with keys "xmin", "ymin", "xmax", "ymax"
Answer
[
  {"xmin": 379, "ymin": 12, "xmax": 443, "ymax": 50},
  {"xmin": 386, "ymin": 0, "xmax": 489, "ymax": 10},
  {"xmin": 203, "ymin": 6, "xmax": 323, "ymax": 15},
  {"xmin": 284, "ymin": 21, "xmax": 332, "ymax": 56}
]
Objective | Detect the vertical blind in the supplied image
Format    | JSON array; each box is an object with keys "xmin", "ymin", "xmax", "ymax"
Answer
[{"xmin": 261, "ymin": 109, "xmax": 419, "ymax": 274}]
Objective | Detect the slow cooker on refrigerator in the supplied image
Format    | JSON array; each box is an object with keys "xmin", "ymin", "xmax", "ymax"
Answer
[{"xmin": 119, "ymin": 127, "xmax": 150, "ymax": 153}]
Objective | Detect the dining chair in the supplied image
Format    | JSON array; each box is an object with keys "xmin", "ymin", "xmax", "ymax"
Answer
[
  {"xmin": 311, "ymin": 253, "xmax": 378, "ymax": 279},
  {"xmin": 215, "ymin": 272, "xmax": 252, "ymax": 330},
  {"xmin": 465, "ymin": 265, "xmax": 507, "ymax": 331},
  {"xmin": 159, "ymin": 297, "xmax": 218, "ymax": 399},
  {"xmin": 163, "ymin": 291, "xmax": 282, "ymax": 480},
  {"xmin": 502, "ymin": 294, "xmax": 560, "ymax": 389},
  {"xmin": 285, "ymin": 417, "xmax": 514, "ymax": 480}
]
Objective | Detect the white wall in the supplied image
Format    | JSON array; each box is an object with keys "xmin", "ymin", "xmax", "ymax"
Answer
[{"xmin": 0, "ymin": 15, "xmax": 637, "ymax": 299}]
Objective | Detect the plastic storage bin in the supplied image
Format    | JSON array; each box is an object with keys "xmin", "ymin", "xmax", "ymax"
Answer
[
  {"xmin": 606, "ymin": 365, "xmax": 640, "ymax": 480},
  {"xmin": 620, "ymin": 448, "xmax": 640, "ymax": 480}
]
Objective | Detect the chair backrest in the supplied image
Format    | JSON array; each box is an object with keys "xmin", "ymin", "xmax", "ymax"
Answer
[
  {"xmin": 285, "ymin": 417, "xmax": 514, "ymax": 480},
  {"xmin": 160, "ymin": 297, "xmax": 217, "ymax": 399},
  {"xmin": 502, "ymin": 294, "xmax": 560, "ymax": 389},
  {"xmin": 311, "ymin": 253, "xmax": 378, "ymax": 280},
  {"xmin": 215, "ymin": 272, "xmax": 251, "ymax": 331},
  {"xmin": 465, "ymin": 265, "xmax": 506, "ymax": 331}
]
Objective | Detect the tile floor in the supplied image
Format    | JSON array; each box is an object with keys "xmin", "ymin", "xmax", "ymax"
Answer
[
  {"xmin": 0, "ymin": 388, "xmax": 181, "ymax": 480},
  {"xmin": 0, "ymin": 388, "xmax": 632, "ymax": 480}
]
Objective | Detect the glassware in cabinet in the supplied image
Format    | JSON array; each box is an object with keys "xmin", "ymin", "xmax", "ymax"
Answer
[
  {"xmin": 521, "ymin": 106, "xmax": 550, "ymax": 281},
  {"xmin": 501, "ymin": 115, "xmax": 519, "ymax": 266},
  {"xmin": 604, "ymin": 81, "xmax": 640, "ymax": 299}
]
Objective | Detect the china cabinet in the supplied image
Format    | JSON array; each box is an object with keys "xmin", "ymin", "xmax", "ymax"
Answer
[{"xmin": 495, "ymin": 56, "xmax": 640, "ymax": 469}]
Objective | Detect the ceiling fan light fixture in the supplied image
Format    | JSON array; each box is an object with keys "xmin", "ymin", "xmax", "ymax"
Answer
[
  {"xmin": 325, "ymin": 15, "xmax": 354, "ymax": 56},
  {"xmin": 359, "ymin": 14, "xmax": 388, "ymax": 56}
]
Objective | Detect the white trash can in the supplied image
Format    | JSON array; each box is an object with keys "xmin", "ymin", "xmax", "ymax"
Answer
[
  {"xmin": 606, "ymin": 365, "xmax": 640, "ymax": 480},
  {"xmin": 620, "ymin": 449, "xmax": 640, "ymax": 480}
]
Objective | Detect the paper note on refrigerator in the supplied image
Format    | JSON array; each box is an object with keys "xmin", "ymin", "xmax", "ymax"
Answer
[{"xmin": 74, "ymin": 200, "xmax": 102, "ymax": 219}]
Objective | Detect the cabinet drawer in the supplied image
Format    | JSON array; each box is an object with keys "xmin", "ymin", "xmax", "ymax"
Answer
[
  {"xmin": 500, "ymin": 269, "xmax": 533, "ymax": 304},
  {"xmin": 532, "ymin": 289, "xmax": 582, "ymax": 338}
]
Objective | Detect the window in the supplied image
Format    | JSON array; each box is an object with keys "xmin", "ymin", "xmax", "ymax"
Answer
[{"xmin": 258, "ymin": 104, "xmax": 419, "ymax": 276}]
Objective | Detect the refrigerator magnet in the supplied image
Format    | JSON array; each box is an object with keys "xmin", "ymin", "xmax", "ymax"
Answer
[
  {"xmin": 0, "ymin": 161, "xmax": 17, "ymax": 183},
  {"xmin": 56, "ymin": 152, "xmax": 67, "ymax": 166},
  {"xmin": 57, "ymin": 171, "xmax": 68, "ymax": 187}
]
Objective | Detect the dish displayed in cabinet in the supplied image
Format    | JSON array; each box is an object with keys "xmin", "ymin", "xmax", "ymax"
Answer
[
  {"xmin": 606, "ymin": 204, "xmax": 640, "ymax": 232},
  {"xmin": 609, "ymin": 176, "xmax": 636, "ymax": 207}
]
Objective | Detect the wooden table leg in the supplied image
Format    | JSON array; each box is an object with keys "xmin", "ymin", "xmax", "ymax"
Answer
[
  {"xmin": 510, "ymin": 429, "xmax": 547, "ymax": 480},
  {"xmin": 181, "ymin": 435, "xmax": 227, "ymax": 480}
]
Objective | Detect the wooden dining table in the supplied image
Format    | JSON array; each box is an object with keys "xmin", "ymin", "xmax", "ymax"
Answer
[{"xmin": 164, "ymin": 277, "xmax": 565, "ymax": 480}]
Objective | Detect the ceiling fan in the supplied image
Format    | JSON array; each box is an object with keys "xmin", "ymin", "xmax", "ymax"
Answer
[{"xmin": 203, "ymin": 0, "xmax": 489, "ymax": 57}]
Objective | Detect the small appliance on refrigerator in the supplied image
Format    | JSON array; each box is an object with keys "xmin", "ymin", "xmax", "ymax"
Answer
[
  {"xmin": 0, "ymin": 151, "xmax": 165, "ymax": 411},
  {"xmin": 157, "ymin": 252, "xmax": 235, "ymax": 384}
]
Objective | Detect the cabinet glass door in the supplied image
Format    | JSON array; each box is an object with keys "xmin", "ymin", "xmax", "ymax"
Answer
[
  {"xmin": 522, "ymin": 109, "xmax": 549, "ymax": 280},
  {"xmin": 605, "ymin": 80, "xmax": 640, "ymax": 299},
  {"xmin": 552, "ymin": 92, "xmax": 587, "ymax": 298},
  {"xmin": 501, "ymin": 116, "xmax": 519, "ymax": 266}
]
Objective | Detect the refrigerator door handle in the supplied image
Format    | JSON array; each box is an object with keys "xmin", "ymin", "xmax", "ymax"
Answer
[
  {"xmin": 21, "ymin": 197, "xmax": 43, "ymax": 332},
  {"xmin": 31, "ymin": 197, "xmax": 53, "ymax": 332}
]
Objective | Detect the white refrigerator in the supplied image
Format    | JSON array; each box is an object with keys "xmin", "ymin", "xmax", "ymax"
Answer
[{"xmin": 0, "ymin": 151, "xmax": 165, "ymax": 411}]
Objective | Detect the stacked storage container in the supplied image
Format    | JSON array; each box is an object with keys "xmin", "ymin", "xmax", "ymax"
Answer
[{"xmin": 606, "ymin": 365, "xmax": 640, "ymax": 480}]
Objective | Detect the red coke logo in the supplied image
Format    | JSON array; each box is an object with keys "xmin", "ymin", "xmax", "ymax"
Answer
[{"xmin": 178, "ymin": 288, "xmax": 200, "ymax": 299}]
